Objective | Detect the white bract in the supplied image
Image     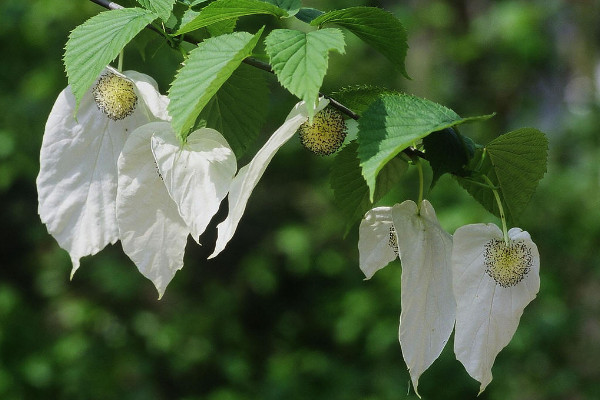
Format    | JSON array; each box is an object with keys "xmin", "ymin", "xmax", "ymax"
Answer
[
  {"xmin": 452, "ymin": 224, "xmax": 540, "ymax": 394},
  {"xmin": 117, "ymin": 122, "xmax": 236, "ymax": 298},
  {"xmin": 358, "ymin": 206, "xmax": 398, "ymax": 279},
  {"xmin": 358, "ymin": 200, "xmax": 455, "ymax": 396},
  {"xmin": 209, "ymin": 98, "xmax": 329, "ymax": 259},
  {"xmin": 37, "ymin": 67, "xmax": 169, "ymax": 276},
  {"xmin": 392, "ymin": 200, "xmax": 455, "ymax": 396}
]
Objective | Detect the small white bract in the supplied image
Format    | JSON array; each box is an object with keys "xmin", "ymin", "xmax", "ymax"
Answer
[
  {"xmin": 209, "ymin": 97, "xmax": 330, "ymax": 259},
  {"xmin": 452, "ymin": 224, "xmax": 540, "ymax": 394},
  {"xmin": 37, "ymin": 67, "xmax": 169, "ymax": 277},
  {"xmin": 359, "ymin": 200, "xmax": 455, "ymax": 397},
  {"xmin": 116, "ymin": 122, "xmax": 236, "ymax": 298}
]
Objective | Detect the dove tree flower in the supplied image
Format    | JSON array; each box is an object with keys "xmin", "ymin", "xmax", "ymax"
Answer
[
  {"xmin": 37, "ymin": 66, "xmax": 169, "ymax": 277},
  {"xmin": 359, "ymin": 200, "xmax": 455, "ymax": 396},
  {"xmin": 452, "ymin": 224, "xmax": 540, "ymax": 394},
  {"xmin": 209, "ymin": 98, "xmax": 329, "ymax": 259},
  {"xmin": 116, "ymin": 122, "xmax": 237, "ymax": 298}
]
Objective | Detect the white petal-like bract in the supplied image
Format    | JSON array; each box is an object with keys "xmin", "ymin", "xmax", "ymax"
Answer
[
  {"xmin": 209, "ymin": 98, "xmax": 329, "ymax": 258},
  {"xmin": 116, "ymin": 122, "xmax": 190, "ymax": 298},
  {"xmin": 358, "ymin": 206, "xmax": 398, "ymax": 279},
  {"xmin": 37, "ymin": 68, "xmax": 169, "ymax": 276},
  {"xmin": 392, "ymin": 200, "xmax": 455, "ymax": 396},
  {"xmin": 452, "ymin": 224, "xmax": 540, "ymax": 393},
  {"xmin": 151, "ymin": 125, "xmax": 237, "ymax": 243}
]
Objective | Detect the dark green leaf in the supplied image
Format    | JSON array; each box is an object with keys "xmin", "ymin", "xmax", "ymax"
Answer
[
  {"xmin": 199, "ymin": 64, "xmax": 269, "ymax": 158},
  {"xmin": 331, "ymin": 141, "xmax": 408, "ymax": 235},
  {"xmin": 311, "ymin": 7, "xmax": 409, "ymax": 78}
]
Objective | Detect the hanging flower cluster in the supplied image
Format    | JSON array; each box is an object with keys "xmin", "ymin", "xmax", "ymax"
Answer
[
  {"xmin": 37, "ymin": 67, "xmax": 329, "ymax": 297},
  {"xmin": 359, "ymin": 198, "xmax": 540, "ymax": 395}
]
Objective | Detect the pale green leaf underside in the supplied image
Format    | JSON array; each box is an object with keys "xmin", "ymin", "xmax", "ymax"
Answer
[
  {"xmin": 199, "ymin": 64, "xmax": 269, "ymax": 158},
  {"xmin": 261, "ymin": 0, "xmax": 301, "ymax": 16},
  {"xmin": 136, "ymin": 0, "xmax": 175, "ymax": 21},
  {"xmin": 64, "ymin": 8, "xmax": 157, "ymax": 110},
  {"xmin": 311, "ymin": 7, "xmax": 409, "ymax": 78},
  {"xmin": 177, "ymin": 0, "xmax": 287, "ymax": 34},
  {"xmin": 358, "ymin": 93, "xmax": 493, "ymax": 200},
  {"xmin": 487, "ymin": 128, "xmax": 548, "ymax": 220},
  {"xmin": 168, "ymin": 29, "xmax": 263, "ymax": 141},
  {"xmin": 264, "ymin": 28, "xmax": 345, "ymax": 119},
  {"xmin": 331, "ymin": 141, "xmax": 408, "ymax": 235}
]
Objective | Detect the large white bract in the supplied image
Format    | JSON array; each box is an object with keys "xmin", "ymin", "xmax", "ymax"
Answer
[
  {"xmin": 452, "ymin": 224, "xmax": 540, "ymax": 393},
  {"xmin": 358, "ymin": 200, "xmax": 455, "ymax": 396},
  {"xmin": 37, "ymin": 67, "xmax": 169, "ymax": 277}
]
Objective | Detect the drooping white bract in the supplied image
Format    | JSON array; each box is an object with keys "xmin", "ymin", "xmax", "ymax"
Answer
[
  {"xmin": 117, "ymin": 122, "xmax": 236, "ymax": 298},
  {"xmin": 452, "ymin": 224, "xmax": 540, "ymax": 394},
  {"xmin": 37, "ymin": 67, "xmax": 169, "ymax": 277},
  {"xmin": 358, "ymin": 206, "xmax": 398, "ymax": 279},
  {"xmin": 358, "ymin": 200, "xmax": 455, "ymax": 395},
  {"xmin": 151, "ymin": 125, "xmax": 237, "ymax": 244},
  {"xmin": 209, "ymin": 98, "xmax": 329, "ymax": 259},
  {"xmin": 392, "ymin": 200, "xmax": 455, "ymax": 396}
]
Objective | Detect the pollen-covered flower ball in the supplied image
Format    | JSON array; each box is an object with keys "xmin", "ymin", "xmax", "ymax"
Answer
[
  {"xmin": 298, "ymin": 107, "xmax": 347, "ymax": 155},
  {"xmin": 93, "ymin": 70, "xmax": 138, "ymax": 120}
]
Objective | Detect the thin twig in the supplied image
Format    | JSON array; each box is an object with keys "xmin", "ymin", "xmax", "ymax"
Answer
[{"xmin": 87, "ymin": 0, "xmax": 360, "ymax": 120}]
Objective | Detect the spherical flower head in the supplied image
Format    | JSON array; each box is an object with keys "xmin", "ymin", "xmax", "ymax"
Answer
[
  {"xmin": 298, "ymin": 107, "xmax": 347, "ymax": 155},
  {"xmin": 484, "ymin": 238, "xmax": 533, "ymax": 287},
  {"xmin": 93, "ymin": 70, "xmax": 138, "ymax": 120}
]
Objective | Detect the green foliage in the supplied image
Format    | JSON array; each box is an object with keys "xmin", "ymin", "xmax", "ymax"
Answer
[
  {"xmin": 460, "ymin": 128, "xmax": 548, "ymax": 222},
  {"xmin": 63, "ymin": 7, "xmax": 157, "ymax": 111},
  {"xmin": 199, "ymin": 64, "xmax": 269, "ymax": 158},
  {"xmin": 260, "ymin": 0, "xmax": 301, "ymax": 16},
  {"xmin": 135, "ymin": 0, "xmax": 175, "ymax": 21},
  {"xmin": 311, "ymin": 7, "xmax": 409, "ymax": 78},
  {"xmin": 357, "ymin": 93, "xmax": 492, "ymax": 201},
  {"xmin": 264, "ymin": 28, "xmax": 345, "ymax": 119},
  {"xmin": 294, "ymin": 8, "xmax": 324, "ymax": 23},
  {"xmin": 330, "ymin": 85, "xmax": 392, "ymax": 117},
  {"xmin": 330, "ymin": 141, "xmax": 408, "ymax": 235},
  {"xmin": 176, "ymin": 0, "xmax": 288, "ymax": 34},
  {"xmin": 168, "ymin": 29, "xmax": 264, "ymax": 142},
  {"xmin": 423, "ymin": 127, "xmax": 477, "ymax": 188}
]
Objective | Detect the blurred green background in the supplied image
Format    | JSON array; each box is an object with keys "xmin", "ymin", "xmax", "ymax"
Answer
[{"xmin": 1, "ymin": 0, "xmax": 599, "ymax": 398}]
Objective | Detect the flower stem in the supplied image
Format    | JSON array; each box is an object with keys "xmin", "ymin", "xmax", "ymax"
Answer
[
  {"xmin": 117, "ymin": 49, "xmax": 123, "ymax": 72},
  {"xmin": 483, "ymin": 175, "xmax": 509, "ymax": 244},
  {"xmin": 415, "ymin": 157, "xmax": 424, "ymax": 214}
]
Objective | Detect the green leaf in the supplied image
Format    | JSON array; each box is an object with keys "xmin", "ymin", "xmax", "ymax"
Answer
[
  {"xmin": 457, "ymin": 149, "xmax": 503, "ymax": 219},
  {"xmin": 311, "ymin": 7, "xmax": 409, "ymax": 78},
  {"xmin": 168, "ymin": 29, "xmax": 264, "ymax": 141},
  {"xmin": 330, "ymin": 85, "xmax": 393, "ymax": 117},
  {"xmin": 177, "ymin": 0, "xmax": 288, "ymax": 34},
  {"xmin": 357, "ymin": 93, "xmax": 493, "ymax": 201},
  {"xmin": 64, "ymin": 8, "xmax": 157, "ymax": 110},
  {"xmin": 331, "ymin": 141, "xmax": 408, "ymax": 235},
  {"xmin": 260, "ymin": 0, "xmax": 301, "ymax": 16},
  {"xmin": 487, "ymin": 128, "xmax": 548, "ymax": 220},
  {"xmin": 199, "ymin": 64, "xmax": 269, "ymax": 158},
  {"xmin": 264, "ymin": 28, "xmax": 345, "ymax": 119},
  {"xmin": 295, "ymin": 7, "xmax": 324, "ymax": 23},
  {"xmin": 136, "ymin": 0, "xmax": 175, "ymax": 21},
  {"xmin": 458, "ymin": 128, "xmax": 548, "ymax": 222},
  {"xmin": 423, "ymin": 127, "xmax": 475, "ymax": 188}
]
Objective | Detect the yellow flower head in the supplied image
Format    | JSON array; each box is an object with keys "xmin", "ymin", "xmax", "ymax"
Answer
[
  {"xmin": 93, "ymin": 71, "xmax": 138, "ymax": 120},
  {"xmin": 298, "ymin": 107, "xmax": 347, "ymax": 155}
]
